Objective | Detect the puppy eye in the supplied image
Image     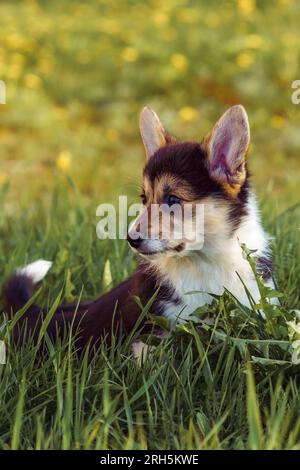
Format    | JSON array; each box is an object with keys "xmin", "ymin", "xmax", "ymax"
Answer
[
  {"xmin": 140, "ymin": 193, "xmax": 147, "ymax": 204},
  {"xmin": 167, "ymin": 194, "xmax": 181, "ymax": 205}
]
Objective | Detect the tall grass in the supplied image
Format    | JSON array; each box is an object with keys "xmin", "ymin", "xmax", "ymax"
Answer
[
  {"xmin": 0, "ymin": 0, "xmax": 300, "ymax": 450},
  {"xmin": 0, "ymin": 182, "xmax": 299, "ymax": 450}
]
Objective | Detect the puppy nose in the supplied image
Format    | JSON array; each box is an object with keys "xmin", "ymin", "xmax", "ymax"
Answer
[{"xmin": 127, "ymin": 234, "xmax": 142, "ymax": 249}]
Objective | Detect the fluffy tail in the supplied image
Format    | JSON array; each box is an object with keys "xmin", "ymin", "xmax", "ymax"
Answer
[
  {"xmin": 4, "ymin": 260, "xmax": 53, "ymax": 313},
  {"xmin": 3, "ymin": 260, "xmax": 93, "ymax": 350},
  {"xmin": 3, "ymin": 260, "xmax": 140, "ymax": 352}
]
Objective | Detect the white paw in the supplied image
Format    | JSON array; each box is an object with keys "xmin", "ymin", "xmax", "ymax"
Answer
[
  {"xmin": 17, "ymin": 259, "xmax": 53, "ymax": 284},
  {"xmin": 132, "ymin": 341, "xmax": 155, "ymax": 366}
]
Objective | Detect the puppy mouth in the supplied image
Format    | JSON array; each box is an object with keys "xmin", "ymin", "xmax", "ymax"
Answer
[{"xmin": 129, "ymin": 242, "xmax": 185, "ymax": 257}]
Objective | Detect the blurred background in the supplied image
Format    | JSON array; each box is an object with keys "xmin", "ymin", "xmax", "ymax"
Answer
[{"xmin": 0, "ymin": 0, "xmax": 299, "ymax": 215}]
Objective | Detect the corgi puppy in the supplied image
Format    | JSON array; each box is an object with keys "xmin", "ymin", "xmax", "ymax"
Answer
[{"xmin": 4, "ymin": 105, "xmax": 274, "ymax": 352}]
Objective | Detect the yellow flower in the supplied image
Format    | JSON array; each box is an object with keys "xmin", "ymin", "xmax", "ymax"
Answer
[
  {"xmin": 8, "ymin": 64, "xmax": 22, "ymax": 79},
  {"xmin": 24, "ymin": 73, "xmax": 42, "ymax": 89},
  {"xmin": 24, "ymin": 0, "xmax": 39, "ymax": 8},
  {"xmin": 245, "ymin": 34, "xmax": 264, "ymax": 49},
  {"xmin": 205, "ymin": 12, "xmax": 220, "ymax": 28},
  {"xmin": 278, "ymin": 0, "xmax": 293, "ymax": 6},
  {"xmin": 54, "ymin": 106, "xmax": 67, "ymax": 119},
  {"xmin": 121, "ymin": 47, "xmax": 139, "ymax": 63},
  {"xmin": 56, "ymin": 151, "xmax": 72, "ymax": 172},
  {"xmin": 38, "ymin": 57, "xmax": 54, "ymax": 75},
  {"xmin": 153, "ymin": 11, "xmax": 168, "ymax": 26},
  {"xmin": 97, "ymin": 18, "xmax": 120, "ymax": 35},
  {"xmin": 0, "ymin": 129, "xmax": 11, "ymax": 140},
  {"xmin": 170, "ymin": 53, "xmax": 188, "ymax": 72},
  {"xmin": 11, "ymin": 53, "xmax": 26, "ymax": 66},
  {"xmin": 238, "ymin": 0, "xmax": 256, "ymax": 15},
  {"xmin": 6, "ymin": 33, "xmax": 26, "ymax": 49},
  {"xmin": 106, "ymin": 128, "xmax": 119, "ymax": 143},
  {"xmin": 176, "ymin": 8, "xmax": 197, "ymax": 23},
  {"xmin": 0, "ymin": 171, "xmax": 8, "ymax": 185},
  {"xmin": 271, "ymin": 115, "xmax": 285, "ymax": 129},
  {"xmin": 236, "ymin": 52, "xmax": 255, "ymax": 68},
  {"xmin": 178, "ymin": 106, "xmax": 199, "ymax": 123}
]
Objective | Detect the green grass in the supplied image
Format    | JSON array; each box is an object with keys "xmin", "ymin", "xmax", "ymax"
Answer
[
  {"xmin": 0, "ymin": 0, "xmax": 300, "ymax": 451},
  {"xmin": 0, "ymin": 183, "xmax": 300, "ymax": 450}
]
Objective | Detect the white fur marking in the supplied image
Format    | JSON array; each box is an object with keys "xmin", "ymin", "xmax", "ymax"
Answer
[
  {"xmin": 132, "ymin": 340, "xmax": 155, "ymax": 365},
  {"xmin": 17, "ymin": 259, "xmax": 53, "ymax": 284}
]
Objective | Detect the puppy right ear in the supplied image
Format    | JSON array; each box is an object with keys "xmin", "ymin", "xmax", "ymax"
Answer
[
  {"xmin": 203, "ymin": 105, "xmax": 250, "ymax": 196},
  {"xmin": 139, "ymin": 107, "xmax": 168, "ymax": 159}
]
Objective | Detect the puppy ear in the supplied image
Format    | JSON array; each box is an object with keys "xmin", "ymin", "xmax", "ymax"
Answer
[
  {"xmin": 139, "ymin": 107, "xmax": 168, "ymax": 159},
  {"xmin": 203, "ymin": 105, "xmax": 250, "ymax": 194}
]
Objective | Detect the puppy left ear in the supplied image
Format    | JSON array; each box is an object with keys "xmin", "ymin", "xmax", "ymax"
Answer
[{"xmin": 203, "ymin": 105, "xmax": 250, "ymax": 193}]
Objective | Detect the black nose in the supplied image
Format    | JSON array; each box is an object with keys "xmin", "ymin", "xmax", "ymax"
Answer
[{"xmin": 127, "ymin": 234, "xmax": 142, "ymax": 249}]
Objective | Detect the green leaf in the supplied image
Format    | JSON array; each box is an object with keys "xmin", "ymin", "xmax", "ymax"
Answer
[{"xmin": 246, "ymin": 362, "xmax": 263, "ymax": 449}]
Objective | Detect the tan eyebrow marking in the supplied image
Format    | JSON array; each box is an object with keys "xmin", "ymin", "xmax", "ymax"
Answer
[
  {"xmin": 155, "ymin": 174, "xmax": 198, "ymax": 202},
  {"xmin": 142, "ymin": 176, "xmax": 152, "ymax": 202}
]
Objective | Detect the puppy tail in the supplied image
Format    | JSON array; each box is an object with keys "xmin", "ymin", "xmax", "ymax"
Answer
[
  {"xmin": 4, "ymin": 259, "xmax": 53, "ymax": 314},
  {"xmin": 3, "ymin": 260, "xmax": 139, "ymax": 353},
  {"xmin": 3, "ymin": 260, "xmax": 100, "ymax": 351}
]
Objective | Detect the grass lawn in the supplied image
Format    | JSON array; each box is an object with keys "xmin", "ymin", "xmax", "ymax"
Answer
[{"xmin": 0, "ymin": 0, "xmax": 300, "ymax": 450}]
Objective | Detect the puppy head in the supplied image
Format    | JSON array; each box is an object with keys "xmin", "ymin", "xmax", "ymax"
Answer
[{"xmin": 127, "ymin": 106, "xmax": 250, "ymax": 258}]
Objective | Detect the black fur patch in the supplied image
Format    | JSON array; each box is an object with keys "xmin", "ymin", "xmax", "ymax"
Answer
[
  {"xmin": 257, "ymin": 255, "xmax": 273, "ymax": 280},
  {"xmin": 136, "ymin": 262, "xmax": 181, "ymax": 316},
  {"xmin": 3, "ymin": 274, "xmax": 34, "ymax": 313},
  {"xmin": 144, "ymin": 143, "xmax": 221, "ymax": 198}
]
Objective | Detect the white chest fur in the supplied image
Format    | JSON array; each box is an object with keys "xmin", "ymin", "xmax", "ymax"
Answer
[
  {"xmin": 152, "ymin": 195, "xmax": 272, "ymax": 324},
  {"xmin": 159, "ymin": 249, "xmax": 260, "ymax": 323}
]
